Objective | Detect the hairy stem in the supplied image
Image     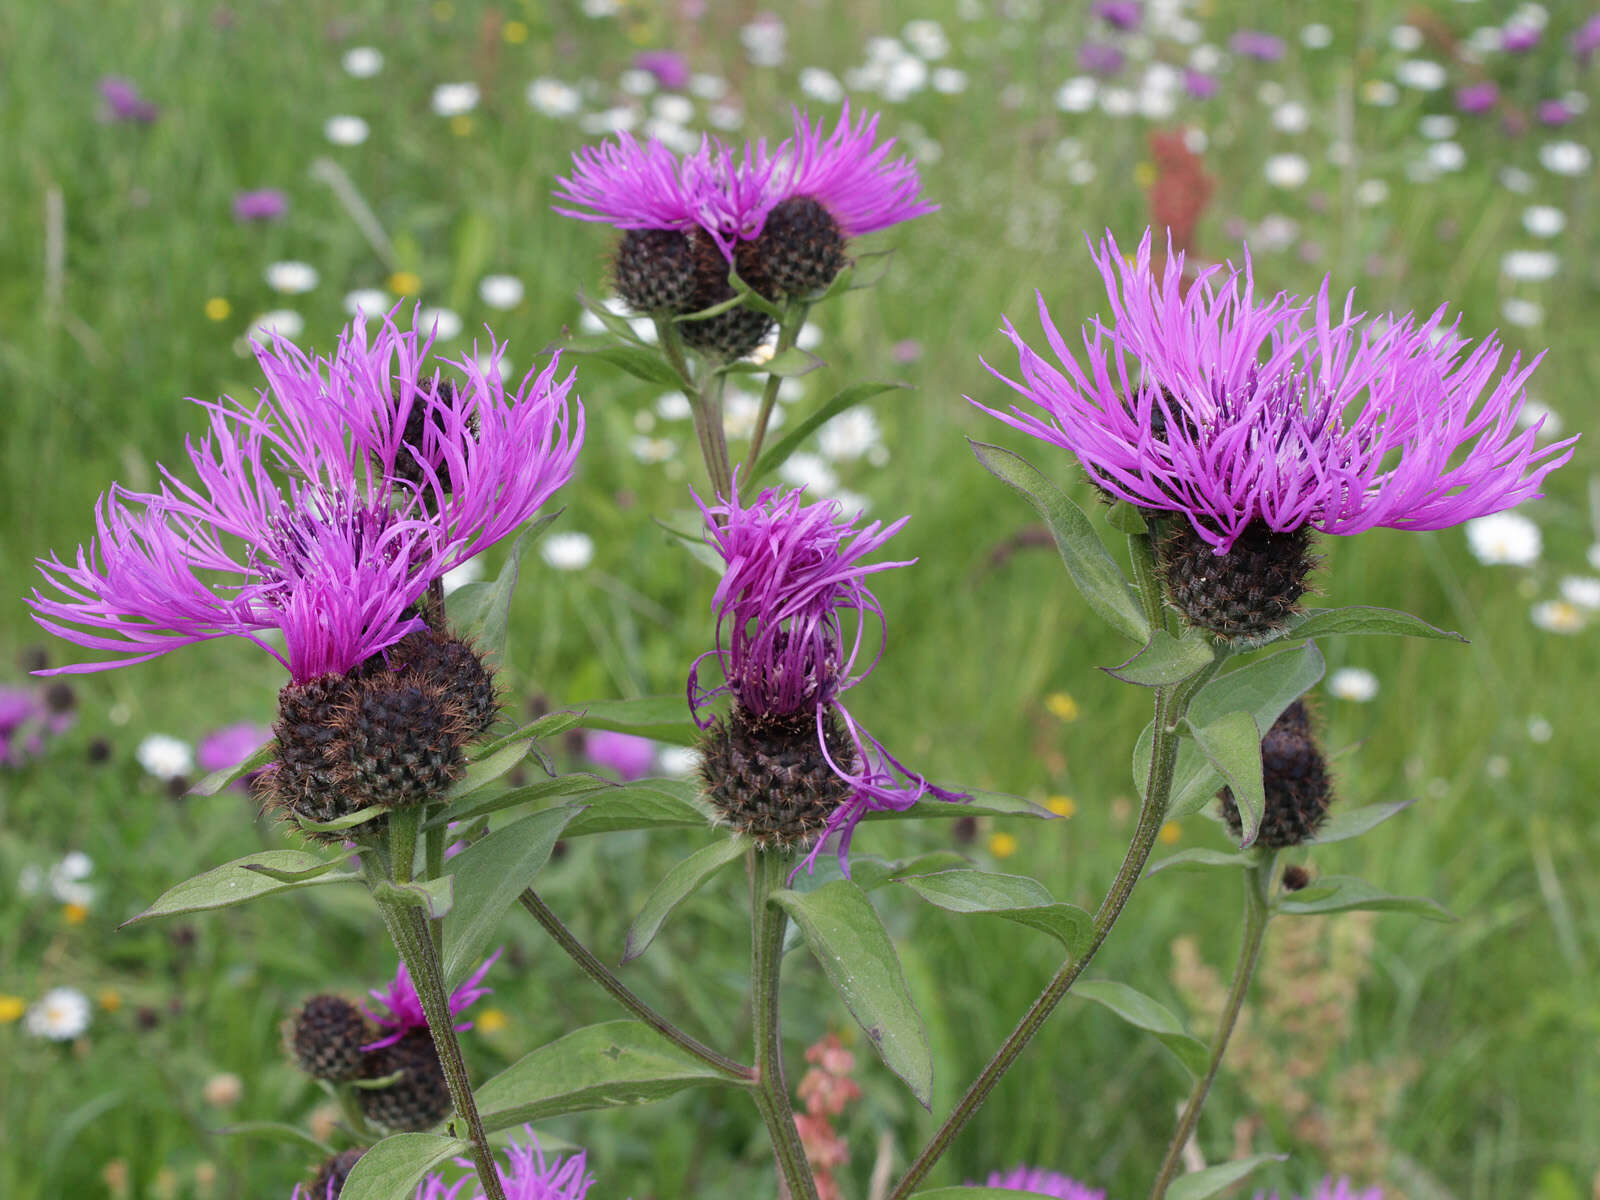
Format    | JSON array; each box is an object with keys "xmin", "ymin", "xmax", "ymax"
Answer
[
  {"xmin": 657, "ymin": 318, "xmax": 733, "ymax": 498},
  {"xmin": 424, "ymin": 805, "xmax": 445, "ymax": 955},
  {"xmin": 389, "ymin": 806, "xmax": 419, "ymax": 885},
  {"xmin": 744, "ymin": 301, "xmax": 809, "ymax": 473},
  {"xmin": 749, "ymin": 849, "xmax": 820, "ymax": 1200},
  {"xmin": 1148, "ymin": 855, "xmax": 1275, "ymax": 1199},
  {"xmin": 516, "ymin": 888, "xmax": 753, "ymax": 1080}
]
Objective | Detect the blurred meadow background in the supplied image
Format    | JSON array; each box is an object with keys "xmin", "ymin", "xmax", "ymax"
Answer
[{"xmin": 4, "ymin": 0, "xmax": 1600, "ymax": 1197}]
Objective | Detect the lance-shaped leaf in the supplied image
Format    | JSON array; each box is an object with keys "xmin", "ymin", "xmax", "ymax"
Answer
[
  {"xmin": 1166, "ymin": 1155, "xmax": 1289, "ymax": 1200},
  {"xmin": 865, "ymin": 790, "xmax": 1054, "ymax": 823},
  {"xmin": 122, "ymin": 851, "xmax": 359, "ymax": 926},
  {"xmin": 339, "ymin": 1134, "xmax": 469, "ymax": 1200},
  {"xmin": 371, "ymin": 876, "xmax": 454, "ymax": 920},
  {"xmin": 751, "ymin": 381, "xmax": 911, "ymax": 483},
  {"xmin": 571, "ymin": 696, "xmax": 698, "ymax": 745},
  {"xmin": 770, "ymin": 880, "xmax": 933, "ymax": 1107},
  {"xmin": 445, "ymin": 516, "xmax": 557, "ymax": 662},
  {"xmin": 575, "ymin": 287, "xmax": 649, "ymax": 345},
  {"xmin": 472, "ymin": 709, "xmax": 586, "ymax": 762},
  {"xmin": 551, "ymin": 340, "xmax": 683, "ymax": 387},
  {"xmin": 624, "ymin": 835, "xmax": 752, "ymax": 962},
  {"xmin": 1146, "ymin": 848, "xmax": 1255, "ymax": 877},
  {"xmin": 441, "ymin": 806, "xmax": 582, "ymax": 988},
  {"xmin": 1184, "ymin": 711, "xmax": 1265, "ymax": 847},
  {"xmin": 1104, "ymin": 630, "xmax": 1215, "ymax": 687},
  {"xmin": 188, "ymin": 738, "xmax": 274, "ymax": 797},
  {"xmin": 211, "ymin": 1121, "xmax": 334, "ymax": 1156},
  {"xmin": 717, "ymin": 346, "xmax": 824, "ymax": 379},
  {"xmin": 1073, "ymin": 980, "xmax": 1208, "ymax": 1077},
  {"xmin": 1310, "ymin": 798, "xmax": 1416, "ymax": 845},
  {"xmin": 898, "ymin": 869, "xmax": 1093, "ymax": 956},
  {"xmin": 1275, "ymin": 875, "xmax": 1455, "ymax": 921},
  {"xmin": 846, "ymin": 852, "xmax": 973, "ymax": 892},
  {"xmin": 441, "ymin": 738, "xmax": 530, "ymax": 805},
  {"xmin": 970, "ymin": 441, "xmax": 1148, "ymax": 644},
  {"xmin": 477, "ymin": 1021, "xmax": 734, "ymax": 1129},
  {"xmin": 1283, "ymin": 605, "xmax": 1466, "ymax": 643},
  {"xmin": 559, "ymin": 779, "xmax": 712, "ymax": 837},
  {"xmin": 240, "ymin": 858, "xmax": 345, "ymax": 884},
  {"xmin": 426, "ymin": 772, "xmax": 608, "ymax": 830}
]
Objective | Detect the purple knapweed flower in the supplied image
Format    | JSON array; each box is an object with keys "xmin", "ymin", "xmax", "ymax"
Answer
[
  {"xmin": 633, "ymin": 48, "xmax": 691, "ymax": 91},
  {"xmin": 690, "ymin": 479, "xmax": 965, "ymax": 870},
  {"xmin": 1537, "ymin": 98, "xmax": 1575, "ymax": 125},
  {"xmin": 1455, "ymin": 81, "xmax": 1499, "ymax": 113},
  {"xmin": 1230, "ymin": 30, "xmax": 1286, "ymax": 61},
  {"xmin": 363, "ymin": 949, "xmax": 500, "ymax": 1051},
  {"xmin": 975, "ymin": 1165, "xmax": 1106, "ymax": 1199},
  {"xmin": 1502, "ymin": 24, "xmax": 1541, "ymax": 52},
  {"xmin": 1255, "ymin": 1178, "xmax": 1383, "ymax": 1200},
  {"xmin": 584, "ymin": 730, "xmax": 656, "ymax": 780},
  {"xmin": 30, "ymin": 309, "xmax": 582, "ymax": 682},
  {"xmin": 553, "ymin": 130, "xmax": 722, "ymax": 235},
  {"xmin": 1077, "ymin": 41, "xmax": 1126, "ymax": 77},
  {"xmin": 1091, "ymin": 1, "xmax": 1141, "ymax": 31},
  {"xmin": 98, "ymin": 76, "xmax": 159, "ymax": 122},
  {"xmin": 975, "ymin": 229, "xmax": 1578, "ymax": 554},
  {"xmin": 1576, "ymin": 14, "xmax": 1600, "ymax": 62},
  {"xmin": 232, "ymin": 188, "xmax": 289, "ymax": 221},
  {"xmin": 472, "ymin": 1125, "xmax": 595, "ymax": 1200},
  {"xmin": 1184, "ymin": 69, "xmax": 1219, "ymax": 99}
]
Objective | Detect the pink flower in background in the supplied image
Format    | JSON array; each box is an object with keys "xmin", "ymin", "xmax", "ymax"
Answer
[
  {"xmin": 1455, "ymin": 82, "xmax": 1499, "ymax": 113},
  {"xmin": 633, "ymin": 49, "xmax": 690, "ymax": 91},
  {"xmin": 99, "ymin": 77, "xmax": 159, "ymax": 122},
  {"xmin": 233, "ymin": 189, "xmax": 289, "ymax": 221},
  {"xmin": 584, "ymin": 730, "xmax": 656, "ymax": 780}
]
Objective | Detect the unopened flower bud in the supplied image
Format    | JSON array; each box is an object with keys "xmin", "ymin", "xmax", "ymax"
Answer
[
  {"xmin": 287, "ymin": 995, "xmax": 372, "ymax": 1082},
  {"xmin": 1220, "ymin": 699, "xmax": 1332, "ymax": 848},
  {"xmin": 679, "ymin": 231, "xmax": 776, "ymax": 360},
  {"xmin": 358, "ymin": 1028, "xmax": 451, "ymax": 1131},
  {"xmin": 699, "ymin": 705, "xmax": 857, "ymax": 850},
  {"xmin": 613, "ymin": 228, "xmax": 698, "ymax": 314},
  {"xmin": 735, "ymin": 195, "xmax": 849, "ymax": 298}
]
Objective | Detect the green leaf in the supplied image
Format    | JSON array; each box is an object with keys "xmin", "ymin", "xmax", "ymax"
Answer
[
  {"xmin": 188, "ymin": 738, "xmax": 274, "ymax": 796},
  {"xmin": 477, "ymin": 1021, "xmax": 733, "ymax": 1129},
  {"xmin": 575, "ymin": 287, "xmax": 648, "ymax": 344},
  {"xmin": 240, "ymin": 858, "xmax": 344, "ymax": 884},
  {"xmin": 442, "ymin": 806, "xmax": 581, "ymax": 987},
  {"xmin": 445, "ymin": 516, "xmax": 557, "ymax": 662},
  {"xmin": 571, "ymin": 696, "xmax": 698, "ymax": 746},
  {"xmin": 717, "ymin": 346, "xmax": 824, "ymax": 379},
  {"xmin": 1285, "ymin": 606, "xmax": 1466, "ymax": 643},
  {"xmin": 623, "ymin": 835, "xmax": 752, "ymax": 962},
  {"xmin": 442, "ymin": 739, "xmax": 530, "ymax": 804},
  {"xmin": 898, "ymin": 868, "xmax": 1093, "ymax": 955},
  {"xmin": 826, "ymin": 248, "xmax": 893, "ymax": 296},
  {"xmin": 1311, "ymin": 798, "xmax": 1416, "ymax": 845},
  {"xmin": 559, "ymin": 779, "xmax": 711, "ymax": 837},
  {"xmin": 751, "ymin": 381, "xmax": 911, "ymax": 483},
  {"xmin": 1165, "ymin": 1155, "xmax": 1289, "ymax": 1200},
  {"xmin": 293, "ymin": 804, "xmax": 387, "ymax": 833},
  {"xmin": 371, "ymin": 876, "xmax": 454, "ymax": 920},
  {"xmin": 1073, "ymin": 980, "xmax": 1209, "ymax": 1077},
  {"xmin": 122, "ymin": 851, "xmax": 359, "ymax": 926},
  {"xmin": 865, "ymin": 790, "xmax": 1054, "ymax": 822},
  {"xmin": 1185, "ymin": 711, "xmax": 1265, "ymax": 847},
  {"xmin": 970, "ymin": 441, "xmax": 1147, "ymax": 644},
  {"xmin": 426, "ymin": 773, "xmax": 607, "ymax": 830},
  {"xmin": 670, "ymin": 290, "xmax": 750, "ymax": 322},
  {"xmin": 210, "ymin": 1121, "xmax": 333, "ymax": 1156},
  {"xmin": 724, "ymin": 267, "xmax": 783, "ymax": 318},
  {"xmin": 770, "ymin": 880, "xmax": 933, "ymax": 1107},
  {"xmin": 472, "ymin": 709, "xmax": 586, "ymax": 762},
  {"xmin": 847, "ymin": 852, "xmax": 972, "ymax": 892},
  {"xmin": 1275, "ymin": 875, "xmax": 1455, "ymax": 921},
  {"xmin": 1105, "ymin": 501, "xmax": 1148, "ymax": 534},
  {"xmin": 1146, "ymin": 848, "xmax": 1255, "ymax": 877},
  {"xmin": 558, "ymin": 341, "xmax": 683, "ymax": 386},
  {"xmin": 339, "ymin": 1134, "xmax": 469, "ymax": 1200},
  {"xmin": 1104, "ymin": 630, "xmax": 1215, "ymax": 687}
]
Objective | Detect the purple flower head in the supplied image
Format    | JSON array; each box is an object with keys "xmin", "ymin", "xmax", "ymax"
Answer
[
  {"xmin": 30, "ymin": 309, "xmax": 581, "ymax": 682},
  {"xmin": 1077, "ymin": 41, "xmax": 1126, "ymax": 77},
  {"xmin": 1502, "ymin": 24, "xmax": 1541, "ymax": 52},
  {"xmin": 363, "ymin": 949, "xmax": 500, "ymax": 1051},
  {"xmin": 1184, "ymin": 69, "xmax": 1219, "ymax": 99},
  {"xmin": 233, "ymin": 188, "xmax": 289, "ymax": 221},
  {"xmin": 1455, "ymin": 82, "xmax": 1499, "ymax": 113},
  {"xmin": 976, "ymin": 1165, "xmax": 1106, "ymax": 1199},
  {"xmin": 1092, "ymin": 1, "xmax": 1141, "ymax": 31},
  {"xmin": 1576, "ymin": 14, "xmax": 1600, "ymax": 61},
  {"xmin": 553, "ymin": 131, "xmax": 721, "ymax": 233},
  {"xmin": 633, "ymin": 48, "xmax": 691, "ymax": 91},
  {"xmin": 975, "ymin": 229, "xmax": 1578, "ymax": 555},
  {"xmin": 98, "ymin": 76, "xmax": 159, "ymax": 122},
  {"xmin": 472, "ymin": 1126, "xmax": 595, "ymax": 1200},
  {"xmin": 1230, "ymin": 30, "xmax": 1286, "ymax": 61},
  {"xmin": 1255, "ymin": 1178, "xmax": 1384, "ymax": 1200},
  {"xmin": 0, "ymin": 687, "xmax": 34, "ymax": 737},
  {"xmin": 690, "ymin": 478, "xmax": 964, "ymax": 870},
  {"xmin": 585, "ymin": 730, "xmax": 656, "ymax": 780},
  {"xmin": 1537, "ymin": 98, "xmax": 1575, "ymax": 125}
]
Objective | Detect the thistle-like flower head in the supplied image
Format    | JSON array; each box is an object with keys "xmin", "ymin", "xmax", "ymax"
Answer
[
  {"xmin": 976, "ymin": 229, "xmax": 1577, "ymax": 555},
  {"xmin": 977, "ymin": 1164, "xmax": 1107, "ymax": 1199},
  {"xmin": 362, "ymin": 949, "xmax": 499, "ymax": 1051}
]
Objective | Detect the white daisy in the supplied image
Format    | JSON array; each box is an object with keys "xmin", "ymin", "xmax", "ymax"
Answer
[
  {"xmin": 265, "ymin": 262, "xmax": 319, "ymax": 294},
  {"xmin": 1264, "ymin": 153, "xmax": 1310, "ymax": 189},
  {"xmin": 799, "ymin": 67, "xmax": 845, "ymax": 103},
  {"xmin": 137, "ymin": 734, "xmax": 194, "ymax": 780},
  {"xmin": 24, "ymin": 988, "xmax": 91, "ymax": 1041},
  {"xmin": 440, "ymin": 558, "xmax": 485, "ymax": 596},
  {"xmin": 526, "ymin": 78, "xmax": 581, "ymax": 118},
  {"xmin": 1327, "ymin": 667, "xmax": 1380, "ymax": 703},
  {"xmin": 541, "ymin": 532, "xmax": 595, "ymax": 570},
  {"xmin": 344, "ymin": 288, "xmax": 392, "ymax": 317},
  {"xmin": 323, "ymin": 115, "xmax": 370, "ymax": 146},
  {"xmin": 416, "ymin": 307, "xmax": 463, "ymax": 340},
  {"xmin": 431, "ymin": 82, "xmax": 479, "ymax": 117},
  {"xmin": 251, "ymin": 310, "xmax": 304, "ymax": 339},
  {"xmin": 478, "ymin": 275, "xmax": 525, "ymax": 310},
  {"xmin": 342, "ymin": 47, "xmax": 384, "ymax": 78},
  {"xmin": 1531, "ymin": 600, "xmax": 1583, "ymax": 633},
  {"xmin": 1521, "ymin": 206, "xmax": 1565, "ymax": 237},
  {"xmin": 1559, "ymin": 576, "xmax": 1600, "ymax": 609},
  {"xmin": 1539, "ymin": 141, "xmax": 1592, "ymax": 177},
  {"xmin": 1465, "ymin": 512, "xmax": 1541, "ymax": 566}
]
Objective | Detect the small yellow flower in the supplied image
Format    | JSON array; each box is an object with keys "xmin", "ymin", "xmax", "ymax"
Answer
[
  {"xmin": 0, "ymin": 995, "xmax": 25, "ymax": 1023},
  {"xmin": 476, "ymin": 1007, "xmax": 509, "ymax": 1033},
  {"xmin": 450, "ymin": 114, "xmax": 475, "ymax": 138},
  {"xmin": 1159, "ymin": 821, "xmax": 1182, "ymax": 845},
  {"xmin": 63, "ymin": 902, "xmax": 90, "ymax": 925},
  {"xmin": 98, "ymin": 989, "xmax": 123, "ymax": 1013},
  {"xmin": 1046, "ymin": 795, "xmax": 1077, "ymax": 818},
  {"xmin": 1132, "ymin": 161, "xmax": 1156, "ymax": 188},
  {"xmin": 1044, "ymin": 692, "xmax": 1080, "ymax": 722},
  {"xmin": 988, "ymin": 832, "xmax": 1019, "ymax": 859},
  {"xmin": 388, "ymin": 271, "xmax": 423, "ymax": 296},
  {"xmin": 204, "ymin": 297, "xmax": 232, "ymax": 321},
  {"xmin": 503, "ymin": 19, "xmax": 528, "ymax": 43}
]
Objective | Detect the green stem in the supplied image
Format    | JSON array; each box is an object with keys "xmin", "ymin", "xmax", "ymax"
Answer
[
  {"xmin": 700, "ymin": 371, "xmax": 734, "ymax": 496},
  {"xmin": 389, "ymin": 806, "xmax": 419, "ymax": 885},
  {"xmin": 749, "ymin": 849, "xmax": 820, "ymax": 1200},
  {"xmin": 364, "ymin": 859, "xmax": 507, "ymax": 1200},
  {"xmin": 424, "ymin": 806, "xmax": 445, "ymax": 955},
  {"xmin": 334, "ymin": 1081, "xmax": 377, "ymax": 1141},
  {"xmin": 657, "ymin": 318, "xmax": 733, "ymax": 498},
  {"xmin": 516, "ymin": 888, "xmax": 753, "ymax": 1081},
  {"xmin": 1127, "ymin": 529, "xmax": 1165, "ymax": 634},
  {"xmin": 744, "ymin": 301, "xmax": 808, "ymax": 473},
  {"xmin": 1148, "ymin": 855, "xmax": 1276, "ymax": 1199}
]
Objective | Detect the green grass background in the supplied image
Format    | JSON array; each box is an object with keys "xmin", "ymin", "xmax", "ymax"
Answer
[{"xmin": 3, "ymin": 1, "xmax": 1600, "ymax": 1197}]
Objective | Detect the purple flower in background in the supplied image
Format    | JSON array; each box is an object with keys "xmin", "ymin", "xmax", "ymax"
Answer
[
  {"xmin": 584, "ymin": 730, "xmax": 656, "ymax": 780},
  {"xmin": 1502, "ymin": 24, "xmax": 1541, "ymax": 52},
  {"xmin": 197, "ymin": 721, "xmax": 272, "ymax": 787},
  {"xmin": 1455, "ymin": 81, "xmax": 1499, "ymax": 113},
  {"xmin": 1184, "ymin": 69, "xmax": 1219, "ymax": 99},
  {"xmin": 976, "ymin": 1165, "xmax": 1106, "ymax": 1199},
  {"xmin": 1576, "ymin": 14, "xmax": 1600, "ymax": 61},
  {"xmin": 30, "ymin": 310, "xmax": 582, "ymax": 682},
  {"xmin": 364, "ymin": 950, "xmax": 499, "ymax": 1051},
  {"xmin": 1091, "ymin": 1, "xmax": 1141, "ymax": 31},
  {"xmin": 1537, "ymin": 98, "xmax": 1575, "ymax": 125},
  {"xmin": 232, "ymin": 188, "xmax": 288, "ymax": 221},
  {"xmin": 1255, "ymin": 1178, "xmax": 1384, "ymax": 1200},
  {"xmin": 1077, "ymin": 41, "xmax": 1126, "ymax": 76},
  {"xmin": 98, "ymin": 76, "xmax": 159, "ymax": 122},
  {"xmin": 691, "ymin": 480, "xmax": 965, "ymax": 870},
  {"xmin": 975, "ymin": 229, "xmax": 1577, "ymax": 554},
  {"xmin": 633, "ymin": 48, "xmax": 690, "ymax": 90},
  {"xmin": 0, "ymin": 687, "xmax": 35, "ymax": 766},
  {"xmin": 1230, "ymin": 30, "xmax": 1286, "ymax": 61}
]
